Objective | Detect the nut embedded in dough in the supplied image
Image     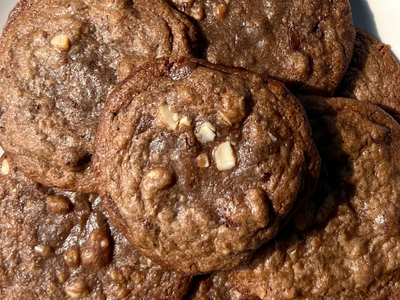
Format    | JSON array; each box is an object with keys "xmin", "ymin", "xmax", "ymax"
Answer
[
  {"xmin": 51, "ymin": 34, "xmax": 71, "ymax": 52},
  {"xmin": 197, "ymin": 153, "xmax": 210, "ymax": 168},
  {"xmin": 215, "ymin": 142, "xmax": 236, "ymax": 170},
  {"xmin": 159, "ymin": 105, "xmax": 179, "ymax": 130},
  {"xmin": 64, "ymin": 246, "xmax": 80, "ymax": 268},
  {"xmin": 65, "ymin": 278, "xmax": 88, "ymax": 299},
  {"xmin": 196, "ymin": 122, "xmax": 216, "ymax": 143},
  {"xmin": 46, "ymin": 195, "xmax": 73, "ymax": 215},
  {"xmin": 214, "ymin": 4, "xmax": 228, "ymax": 20},
  {"xmin": 1, "ymin": 158, "xmax": 9, "ymax": 175},
  {"xmin": 141, "ymin": 168, "xmax": 174, "ymax": 199}
]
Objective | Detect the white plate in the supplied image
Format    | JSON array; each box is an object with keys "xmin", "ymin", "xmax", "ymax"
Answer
[
  {"xmin": 349, "ymin": 0, "xmax": 400, "ymax": 59},
  {"xmin": 0, "ymin": 0, "xmax": 399, "ymax": 157}
]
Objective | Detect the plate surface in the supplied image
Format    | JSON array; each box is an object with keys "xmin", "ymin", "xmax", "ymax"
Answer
[{"xmin": 0, "ymin": 0, "xmax": 398, "ymax": 157}]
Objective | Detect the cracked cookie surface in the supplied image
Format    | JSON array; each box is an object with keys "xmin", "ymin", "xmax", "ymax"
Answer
[
  {"xmin": 94, "ymin": 58, "xmax": 320, "ymax": 274},
  {"xmin": 337, "ymin": 28, "xmax": 400, "ymax": 123},
  {"xmin": 170, "ymin": 0, "xmax": 355, "ymax": 95},
  {"xmin": 0, "ymin": 156, "xmax": 191, "ymax": 300},
  {"xmin": 0, "ymin": 0, "xmax": 196, "ymax": 192},
  {"xmin": 186, "ymin": 97, "xmax": 400, "ymax": 299}
]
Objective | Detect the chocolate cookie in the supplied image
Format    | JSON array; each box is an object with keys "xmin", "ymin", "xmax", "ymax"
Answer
[
  {"xmin": 187, "ymin": 97, "xmax": 400, "ymax": 299},
  {"xmin": 337, "ymin": 28, "xmax": 400, "ymax": 122},
  {"xmin": 0, "ymin": 0, "xmax": 196, "ymax": 192},
  {"xmin": 94, "ymin": 58, "xmax": 320, "ymax": 274},
  {"xmin": 0, "ymin": 156, "xmax": 191, "ymax": 300},
  {"xmin": 170, "ymin": 0, "xmax": 355, "ymax": 95}
]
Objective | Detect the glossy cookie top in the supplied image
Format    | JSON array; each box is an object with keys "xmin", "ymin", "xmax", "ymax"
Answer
[
  {"xmin": 170, "ymin": 0, "xmax": 355, "ymax": 95},
  {"xmin": 0, "ymin": 0, "xmax": 196, "ymax": 193},
  {"xmin": 187, "ymin": 97, "xmax": 400, "ymax": 299},
  {"xmin": 0, "ymin": 156, "xmax": 191, "ymax": 300},
  {"xmin": 94, "ymin": 58, "xmax": 320, "ymax": 274}
]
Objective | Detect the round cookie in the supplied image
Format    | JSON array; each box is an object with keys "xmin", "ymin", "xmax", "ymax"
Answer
[
  {"xmin": 94, "ymin": 58, "xmax": 320, "ymax": 274},
  {"xmin": 187, "ymin": 97, "xmax": 400, "ymax": 299},
  {"xmin": 0, "ymin": 156, "xmax": 191, "ymax": 300},
  {"xmin": 337, "ymin": 28, "xmax": 400, "ymax": 122},
  {"xmin": 0, "ymin": 0, "xmax": 196, "ymax": 193},
  {"xmin": 170, "ymin": 0, "xmax": 355, "ymax": 95}
]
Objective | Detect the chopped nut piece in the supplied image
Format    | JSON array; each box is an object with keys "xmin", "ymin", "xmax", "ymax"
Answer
[
  {"xmin": 34, "ymin": 245, "xmax": 54, "ymax": 258},
  {"xmin": 215, "ymin": 4, "xmax": 228, "ymax": 20},
  {"xmin": 268, "ymin": 132, "xmax": 278, "ymax": 142},
  {"xmin": 215, "ymin": 142, "xmax": 236, "ymax": 170},
  {"xmin": 65, "ymin": 278, "xmax": 87, "ymax": 299},
  {"xmin": 51, "ymin": 34, "xmax": 71, "ymax": 52},
  {"xmin": 159, "ymin": 105, "xmax": 179, "ymax": 130},
  {"xmin": 141, "ymin": 168, "xmax": 174, "ymax": 199},
  {"xmin": 197, "ymin": 153, "xmax": 210, "ymax": 168},
  {"xmin": 179, "ymin": 195, "xmax": 188, "ymax": 203},
  {"xmin": 110, "ymin": 269, "xmax": 125, "ymax": 282},
  {"xmin": 57, "ymin": 272, "xmax": 69, "ymax": 283},
  {"xmin": 190, "ymin": 6, "xmax": 205, "ymax": 21},
  {"xmin": 179, "ymin": 116, "xmax": 191, "ymax": 127},
  {"xmin": 46, "ymin": 195, "xmax": 73, "ymax": 214},
  {"xmin": 196, "ymin": 122, "xmax": 216, "ymax": 143},
  {"xmin": 225, "ymin": 0, "xmax": 232, "ymax": 4},
  {"xmin": 1, "ymin": 158, "xmax": 9, "ymax": 175},
  {"xmin": 219, "ymin": 112, "xmax": 232, "ymax": 126},
  {"xmin": 65, "ymin": 246, "xmax": 80, "ymax": 268},
  {"xmin": 218, "ymin": 90, "xmax": 246, "ymax": 126}
]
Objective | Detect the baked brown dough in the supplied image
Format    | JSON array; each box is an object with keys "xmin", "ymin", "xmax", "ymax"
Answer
[
  {"xmin": 0, "ymin": 0, "xmax": 196, "ymax": 193},
  {"xmin": 170, "ymin": 0, "xmax": 355, "ymax": 95},
  {"xmin": 0, "ymin": 156, "xmax": 191, "ymax": 300},
  {"xmin": 187, "ymin": 97, "xmax": 400, "ymax": 299},
  {"xmin": 337, "ymin": 28, "xmax": 400, "ymax": 122},
  {"xmin": 94, "ymin": 58, "xmax": 320, "ymax": 274}
]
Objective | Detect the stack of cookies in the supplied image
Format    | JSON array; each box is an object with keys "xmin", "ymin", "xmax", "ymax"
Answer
[{"xmin": 0, "ymin": 0, "xmax": 399, "ymax": 299}]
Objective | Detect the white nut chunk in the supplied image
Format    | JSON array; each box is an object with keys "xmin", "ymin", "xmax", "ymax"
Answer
[
  {"xmin": 215, "ymin": 142, "xmax": 236, "ymax": 171},
  {"xmin": 159, "ymin": 105, "xmax": 179, "ymax": 130},
  {"xmin": 196, "ymin": 122, "xmax": 216, "ymax": 143},
  {"xmin": 179, "ymin": 116, "xmax": 191, "ymax": 127},
  {"xmin": 51, "ymin": 34, "xmax": 71, "ymax": 52},
  {"xmin": 268, "ymin": 132, "xmax": 278, "ymax": 142},
  {"xmin": 1, "ymin": 158, "xmax": 9, "ymax": 175},
  {"xmin": 197, "ymin": 153, "xmax": 210, "ymax": 168}
]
